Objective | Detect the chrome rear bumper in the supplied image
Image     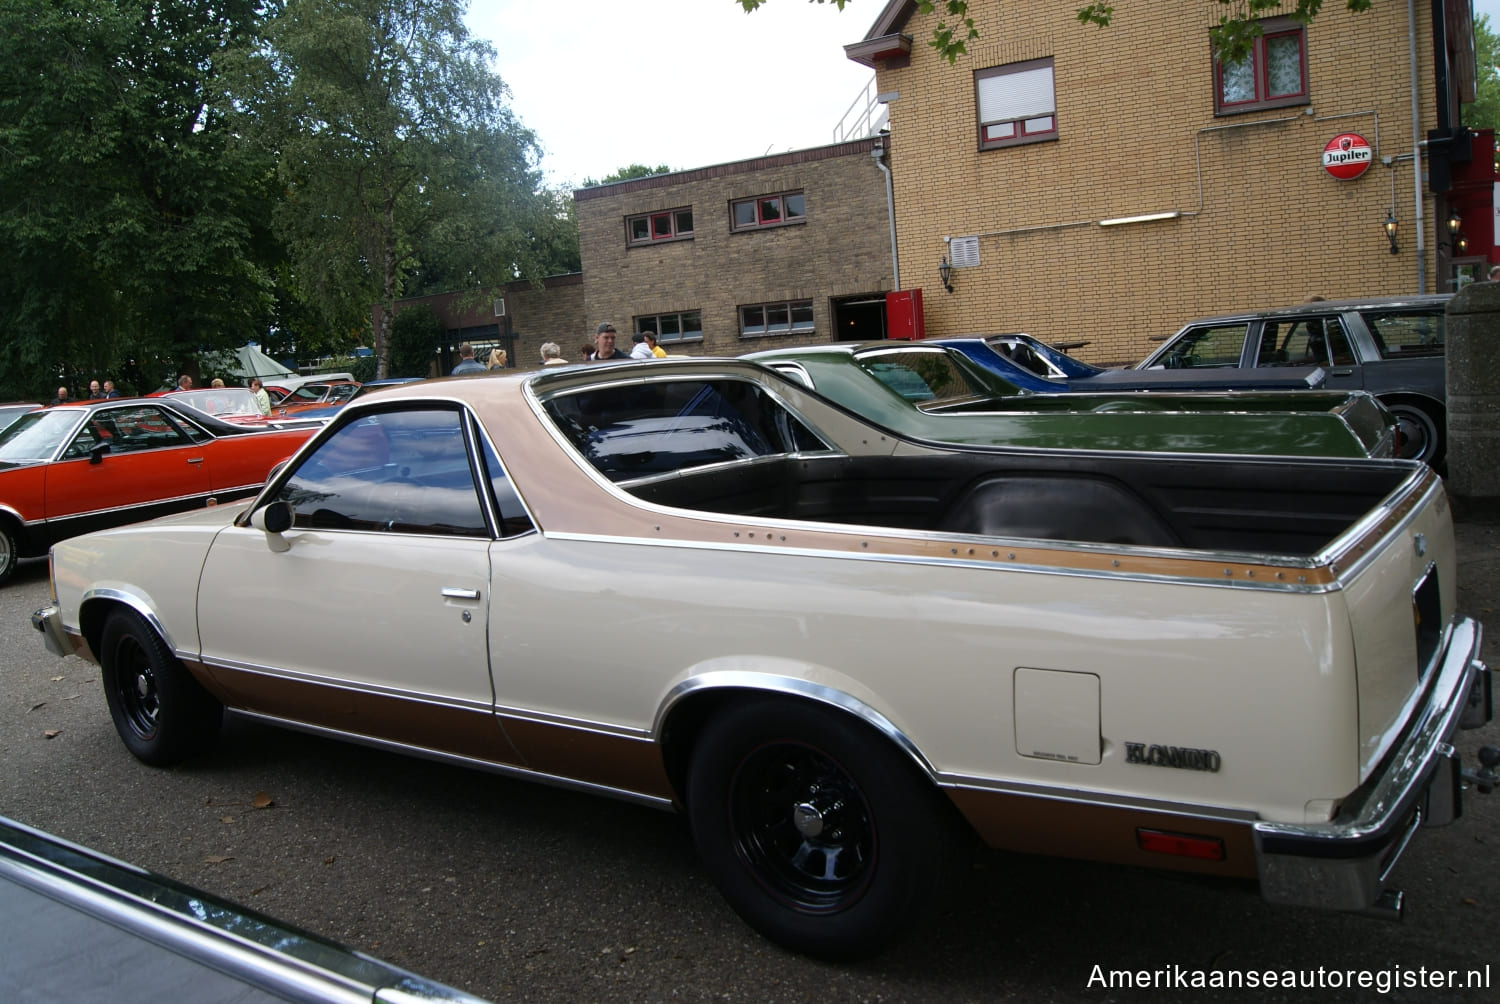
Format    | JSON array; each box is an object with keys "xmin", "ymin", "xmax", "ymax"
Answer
[{"xmin": 1253, "ymin": 617, "xmax": 1490, "ymax": 912}]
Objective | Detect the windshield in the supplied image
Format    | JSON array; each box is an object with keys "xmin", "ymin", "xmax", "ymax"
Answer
[
  {"xmin": 172, "ymin": 389, "xmax": 262, "ymax": 419},
  {"xmin": 0, "ymin": 409, "xmax": 82, "ymax": 462}
]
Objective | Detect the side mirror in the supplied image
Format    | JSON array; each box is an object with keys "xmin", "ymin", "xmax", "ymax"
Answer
[
  {"xmin": 249, "ymin": 500, "xmax": 293, "ymax": 552},
  {"xmin": 88, "ymin": 441, "xmax": 110, "ymax": 465}
]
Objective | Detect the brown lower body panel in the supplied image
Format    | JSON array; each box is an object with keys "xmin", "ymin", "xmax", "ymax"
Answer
[
  {"xmin": 192, "ymin": 662, "xmax": 676, "ymax": 802},
  {"xmin": 946, "ymin": 786, "xmax": 1258, "ymax": 879}
]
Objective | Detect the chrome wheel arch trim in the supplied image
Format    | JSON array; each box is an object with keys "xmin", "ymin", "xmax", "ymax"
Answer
[
  {"xmin": 231, "ymin": 710, "xmax": 675, "ymax": 812},
  {"xmin": 654, "ymin": 670, "xmax": 938, "ymax": 783},
  {"xmin": 78, "ymin": 588, "xmax": 177, "ymax": 654}
]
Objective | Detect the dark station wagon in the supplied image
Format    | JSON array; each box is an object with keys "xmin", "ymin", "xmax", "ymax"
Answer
[{"xmin": 1136, "ymin": 294, "xmax": 1451, "ymax": 464}]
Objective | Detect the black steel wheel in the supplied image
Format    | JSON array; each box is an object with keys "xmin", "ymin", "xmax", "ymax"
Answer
[
  {"xmin": 686, "ymin": 697, "xmax": 965, "ymax": 960},
  {"xmin": 99, "ymin": 609, "xmax": 222, "ymax": 766}
]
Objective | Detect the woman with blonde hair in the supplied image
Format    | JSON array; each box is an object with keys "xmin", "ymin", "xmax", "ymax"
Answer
[{"xmin": 488, "ymin": 348, "xmax": 507, "ymax": 370}]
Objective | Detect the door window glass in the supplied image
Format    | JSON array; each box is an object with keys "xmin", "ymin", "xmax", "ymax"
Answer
[
  {"xmin": 277, "ymin": 409, "xmax": 489, "ymax": 537},
  {"xmin": 1260, "ymin": 316, "xmax": 1352, "ymax": 367},
  {"xmin": 1155, "ymin": 324, "xmax": 1248, "ymax": 369}
]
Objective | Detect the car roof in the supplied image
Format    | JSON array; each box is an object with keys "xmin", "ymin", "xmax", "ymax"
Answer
[{"xmin": 1179, "ymin": 293, "xmax": 1452, "ymax": 326}]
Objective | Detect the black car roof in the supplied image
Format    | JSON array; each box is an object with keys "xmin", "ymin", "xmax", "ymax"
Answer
[{"xmin": 1183, "ymin": 293, "xmax": 1452, "ymax": 326}]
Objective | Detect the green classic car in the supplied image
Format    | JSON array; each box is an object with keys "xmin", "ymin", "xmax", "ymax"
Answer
[{"xmin": 746, "ymin": 342, "xmax": 1397, "ymax": 459}]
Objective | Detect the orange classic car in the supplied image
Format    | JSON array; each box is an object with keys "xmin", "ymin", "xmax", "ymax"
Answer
[{"xmin": 0, "ymin": 398, "xmax": 314, "ymax": 584}]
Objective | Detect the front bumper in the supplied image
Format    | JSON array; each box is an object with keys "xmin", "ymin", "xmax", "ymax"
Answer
[
  {"xmin": 32, "ymin": 603, "xmax": 70, "ymax": 658},
  {"xmin": 1253, "ymin": 616, "xmax": 1490, "ymax": 912}
]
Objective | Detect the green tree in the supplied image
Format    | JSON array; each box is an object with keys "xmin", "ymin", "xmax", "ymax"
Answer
[
  {"xmin": 737, "ymin": 0, "xmax": 1372, "ymax": 65},
  {"xmin": 1469, "ymin": 15, "xmax": 1499, "ymax": 132},
  {"xmin": 0, "ymin": 0, "xmax": 274, "ymax": 399},
  {"xmin": 388, "ymin": 303, "xmax": 441, "ymax": 377},
  {"xmin": 254, "ymin": 0, "xmax": 558, "ymax": 378},
  {"xmin": 581, "ymin": 163, "xmax": 677, "ymax": 187}
]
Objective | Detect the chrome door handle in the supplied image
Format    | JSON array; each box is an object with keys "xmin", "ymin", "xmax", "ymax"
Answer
[
  {"xmin": 441, "ymin": 587, "xmax": 481, "ymax": 601},
  {"xmin": 186, "ymin": 457, "xmax": 205, "ymax": 465}
]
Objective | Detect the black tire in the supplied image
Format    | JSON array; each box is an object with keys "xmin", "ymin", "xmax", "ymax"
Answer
[
  {"xmin": 0, "ymin": 520, "xmax": 17, "ymax": 587},
  {"xmin": 686, "ymin": 697, "xmax": 966, "ymax": 960},
  {"xmin": 1384, "ymin": 399, "xmax": 1444, "ymax": 467},
  {"xmin": 99, "ymin": 609, "xmax": 222, "ymax": 766}
]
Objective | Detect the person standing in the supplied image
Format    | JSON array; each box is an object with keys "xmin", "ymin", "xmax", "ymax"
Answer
[
  {"xmin": 249, "ymin": 378, "xmax": 271, "ymax": 416},
  {"xmin": 102, "ymin": 380, "xmax": 120, "ymax": 398},
  {"xmin": 88, "ymin": 380, "xmax": 103, "ymax": 399},
  {"xmin": 488, "ymin": 348, "xmax": 508, "ymax": 370},
  {"xmin": 643, "ymin": 331, "xmax": 667, "ymax": 358},
  {"xmin": 629, "ymin": 332, "xmax": 654, "ymax": 359},
  {"xmin": 539, "ymin": 342, "xmax": 568, "ymax": 366},
  {"xmin": 451, "ymin": 342, "xmax": 486, "ymax": 375},
  {"xmin": 49, "ymin": 386, "xmax": 70, "ymax": 405},
  {"xmin": 589, "ymin": 323, "xmax": 628, "ymax": 361},
  {"xmin": 177, "ymin": 374, "xmax": 193, "ymax": 390}
]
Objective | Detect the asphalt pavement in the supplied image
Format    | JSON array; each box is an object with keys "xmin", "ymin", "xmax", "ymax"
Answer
[{"xmin": 1, "ymin": 518, "xmax": 1498, "ymax": 1003}]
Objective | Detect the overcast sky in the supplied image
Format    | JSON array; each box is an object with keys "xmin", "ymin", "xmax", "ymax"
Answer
[
  {"xmin": 465, "ymin": 0, "xmax": 878, "ymax": 189},
  {"xmin": 467, "ymin": 0, "xmax": 1500, "ymax": 192}
]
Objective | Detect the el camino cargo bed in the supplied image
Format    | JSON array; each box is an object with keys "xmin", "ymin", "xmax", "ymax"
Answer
[{"xmin": 630, "ymin": 452, "xmax": 1420, "ymax": 557}]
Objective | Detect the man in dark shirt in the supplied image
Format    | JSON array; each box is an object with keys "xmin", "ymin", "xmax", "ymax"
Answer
[{"xmin": 589, "ymin": 322, "xmax": 628, "ymax": 361}]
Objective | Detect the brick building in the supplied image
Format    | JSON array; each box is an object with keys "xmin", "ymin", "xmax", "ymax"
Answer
[
  {"xmin": 846, "ymin": 0, "xmax": 1491, "ymax": 364},
  {"xmin": 572, "ymin": 138, "xmax": 896, "ymax": 356}
]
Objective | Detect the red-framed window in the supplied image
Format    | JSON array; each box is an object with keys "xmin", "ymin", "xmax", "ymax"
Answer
[
  {"xmin": 976, "ymin": 57, "xmax": 1056, "ymax": 151},
  {"xmin": 731, "ymin": 191, "xmax": 806, "ymax": 231},
  {"xmin": 1214, "ymin": 19, "xmax": 1308, "ymax": 114},
  {"xmin": 627, "ymin": 207, "xmax": 693, "ymax": 245}
]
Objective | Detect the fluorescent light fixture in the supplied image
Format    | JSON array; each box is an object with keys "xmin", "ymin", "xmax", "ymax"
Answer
[{"xmin": 1098, "ymin": 211, "xmax": 1181, "ymax": 227}]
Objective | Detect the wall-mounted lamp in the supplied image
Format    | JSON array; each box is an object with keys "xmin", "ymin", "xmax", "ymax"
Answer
[
  {"xmin": 1383, "ymin": 212, "xmax": 1399, "ymax": 255},
  {"xmin": 1447, "ymin": 209, "xmax": 1463, "ymax": 236},
  {"xmin": 938, "ymin": 257, "xmax": 954, "ymax": 293}
]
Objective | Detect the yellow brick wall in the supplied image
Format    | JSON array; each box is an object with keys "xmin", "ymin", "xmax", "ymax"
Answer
[{"xmin": 878, "ymin": 1, "xmax": 1440, "ymax": 364}]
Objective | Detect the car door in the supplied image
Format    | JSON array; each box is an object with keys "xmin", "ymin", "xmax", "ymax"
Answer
[
  {"xmin": 195, "ymin": 407, "xmax": 520, "ymax": 765},
  {"xmin": 1252, "ymin": 314, "xmax": 1364, "ymax": 392},
  {"xmin": 42, "ymin": 404, "xmax": 214, "ymax": 536}
]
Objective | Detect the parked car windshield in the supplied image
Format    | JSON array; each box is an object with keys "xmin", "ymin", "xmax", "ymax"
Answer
[
  {"xmin": 0, "ymin": 409, "xmax": 81, "ymax": 462},
  {"xmin": 542, "ymin": 377, "xmax": 827, "ymax": 481},
  {"xmin": 172, "ymin": 388, "xmax": 264, "ymax": 419}
]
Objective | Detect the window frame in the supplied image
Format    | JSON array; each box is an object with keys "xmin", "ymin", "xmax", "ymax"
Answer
[
  {"xmin": 1213, "ymin": 18, "xmax": 1309, "ymax": 115},
  {"xmin": 626, "ymin": 206, "xmax": 694, "ymax": 246},
  {"xmin": 738, "ymin": 300, "xmax": 815, "ymax": 340},
  {"xmin": 635, "ymin": 310, "xmax": 703, "ymax": 345},
  {"xmin": 730, "ymin": 191, "xmax": 806, "ymax": 232},
  {"xmin": 975, "ymin": 57, "xmax": 1057, "ymax": 151}
]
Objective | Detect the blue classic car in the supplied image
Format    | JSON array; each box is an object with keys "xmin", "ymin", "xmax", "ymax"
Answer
[
  {"xmin": 1135, "ymin": 294, "xmax": 1452, "ymax": 464},
  {"xmin": 935, "ymin": 335, "xmax": 1328, "ymax": 394}
]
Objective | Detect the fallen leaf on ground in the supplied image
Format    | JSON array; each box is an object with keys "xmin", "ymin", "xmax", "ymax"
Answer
[
  {"xmin": 220, "ymin": 816, "xmax": 235, "ymax": 824},
  {"xmin": 204, "ymin": 855, "xmax": 234, "ymax": 864},
  {"xmin": 42, "ymin": 729, "xmax": 60, "ymax": 739},
  {"xmin": 50, "ymin": 676, "xmax": 63, "ymax": 682},
  {"xmin": 28, "ymin": 702, "xmax": 45, "ymax": 712},
  {"xmin": 63, "ymin": 694, "xmax": 81, "ymax": 701},
  {"xmin": 251, "ymin": 791, "xmax": 273, "ymax": 809}
]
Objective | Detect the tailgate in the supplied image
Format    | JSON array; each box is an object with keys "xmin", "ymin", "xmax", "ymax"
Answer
[{"xmin": 1339, "ymin": 475, "xmax": 1456, "ymax": 781}]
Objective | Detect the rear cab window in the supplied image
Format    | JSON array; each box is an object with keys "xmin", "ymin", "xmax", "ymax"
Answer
[
  {"xmin": 541, "ymin": 378, "xmax": 828, "ymax": 482},
  {"xmin": 1362, "ymin": 309, "xmax": 1446, "ymax": 359}
]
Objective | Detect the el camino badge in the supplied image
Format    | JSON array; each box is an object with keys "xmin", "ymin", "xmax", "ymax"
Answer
[{"xmin": 1124, "ymin": 742, "xmax": 1221, "ymax": 772}]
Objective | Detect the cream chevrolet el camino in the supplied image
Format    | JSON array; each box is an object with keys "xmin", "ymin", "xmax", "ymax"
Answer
[{"xmin": 33, "ymin": 357, "xmax": 1495, "ymax": 959}]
